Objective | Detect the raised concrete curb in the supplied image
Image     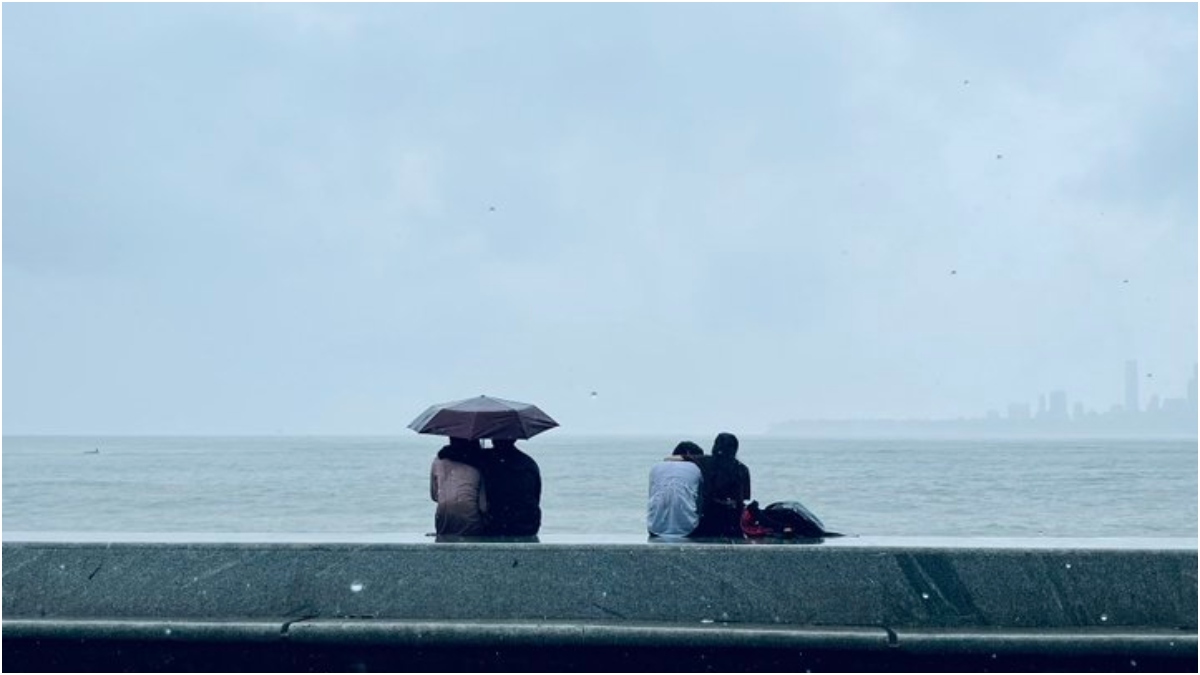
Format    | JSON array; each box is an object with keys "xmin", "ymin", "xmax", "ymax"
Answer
[{"xmin": 4, "ymin": 538, "xmax": 1196, "ymax": 671}]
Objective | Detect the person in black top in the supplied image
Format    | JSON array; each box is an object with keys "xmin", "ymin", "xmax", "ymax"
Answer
[
  {"xmin": 480, "ymin": 438, "xmax": 542, "ymax": 536},
  {"xmin": 692, "ymin": 432, "xmax": 752, "ymax": 538}
]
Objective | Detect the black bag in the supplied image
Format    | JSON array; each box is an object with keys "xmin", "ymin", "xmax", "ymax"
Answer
[{"xmin": 742, "ymin": 500, "xmax": 838, "ymax": 539}]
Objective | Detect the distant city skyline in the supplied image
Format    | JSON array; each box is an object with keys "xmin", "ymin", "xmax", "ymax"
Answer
[
  {"xmin": 772, "ymin": 359, "xmax": 1198, "ymax": 437},
  {"xmin": 991, "ymin": 359, "xmax": 1197, "ymax": 421}
]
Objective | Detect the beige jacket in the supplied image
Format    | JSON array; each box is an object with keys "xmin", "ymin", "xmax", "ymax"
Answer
[{"xmin": 430, "ymin": 457, "xmax": 488, "ymax": 535}]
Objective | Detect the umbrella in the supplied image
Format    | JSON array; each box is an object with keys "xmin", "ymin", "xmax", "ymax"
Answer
[{"xmin": 408, "ymin": 395, "xmax": 559, "ymax": 440}]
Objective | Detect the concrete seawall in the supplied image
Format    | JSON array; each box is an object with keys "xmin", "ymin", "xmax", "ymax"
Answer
[{"xmin": 3, "ymin": 535, "xmax": 1196, "ymax": 671}]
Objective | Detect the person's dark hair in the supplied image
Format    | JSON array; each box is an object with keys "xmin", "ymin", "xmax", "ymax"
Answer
[
  {"xmin": 712, "ymin": 432, "xmax": 739, "ymax": 458},
  {"xmin": 492, "ymin": 438, "xmax": 517, "ymax": 451},
  {"xmin": 439, "ymin": 437, "xmax": 483, "ymax": 464},
  {"xmin": 672, "ymin": 441, "xmax": 703, "ymax": 457}
]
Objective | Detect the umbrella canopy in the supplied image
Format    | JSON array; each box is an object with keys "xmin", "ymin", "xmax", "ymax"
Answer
[{"xmin": 408, "ymin": 395, "xmax": 559, "ymax": 440}]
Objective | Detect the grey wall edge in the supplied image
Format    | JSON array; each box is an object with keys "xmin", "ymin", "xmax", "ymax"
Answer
[
  {"xmin": 4, "ymin": 618, "xmax": 1196, "ymax": 656},
  {"xmin": 4, "ymin": 541, "xmax": 1197, "ymax": 670}
]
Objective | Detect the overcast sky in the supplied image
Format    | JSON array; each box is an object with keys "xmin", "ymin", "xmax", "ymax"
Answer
[{"xmin": 4, "ymin": 3, "xmax": 1196, "ymax": 435}]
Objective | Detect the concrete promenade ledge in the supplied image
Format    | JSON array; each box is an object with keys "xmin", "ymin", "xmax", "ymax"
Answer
[{"xmin": 3, "ymin": 534, "xmax": 1196, "ymax": 671}]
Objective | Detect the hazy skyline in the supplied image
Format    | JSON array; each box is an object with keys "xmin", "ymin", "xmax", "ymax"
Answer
[{"xmin": 4, "ymin": 3, "xmax": 1197, "ymax": 435}]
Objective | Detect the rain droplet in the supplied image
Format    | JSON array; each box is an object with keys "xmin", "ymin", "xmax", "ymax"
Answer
[
  {"xmin": 700, "ymin": 619, "xmax": 714, "ymax": 624},
  {"xmin": 990, "ymin": 653, "xmax": 998, "ymax": 660},
  {"xmin": 1100, "ymin": 613, "xmax": 1108, "ymax": 622},
  {"xmin": 719, "ymin": 612, "xmax": 730, "ymax": 621},
  {"xmin": 350, "ymin": 582, "xmax": 364, "ymax": 593},
  {"xmin": 1130, "ymin": 659, "xmax": 1137, "ymax": 667},
  {"xmin": 1064, "ymin": 563, "xmax": 1072, "ymax": 569},
  {"xmin": 59, "ymin": 565, "xmax": 65, "ymax": 570},
  {"xmin": 600, "ymin": 591, "xmax": 607, "ymax": 598},
  {"xmin": 164, "ymin": 628, "xmax": 172, "ymax": 636},
  {"xmin": 921, "ymin": 593, "xmax": 930, "ymax": 600}
]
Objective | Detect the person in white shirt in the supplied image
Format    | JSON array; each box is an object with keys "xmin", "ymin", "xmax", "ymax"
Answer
[{"xmin": 647, "ymin": 441, "xmax": 705, "ymax": 538}]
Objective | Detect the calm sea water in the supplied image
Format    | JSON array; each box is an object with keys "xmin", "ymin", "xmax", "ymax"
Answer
[{"xmin": 2, "ymin": 435, "xmax": 1195, "ymax": 537}]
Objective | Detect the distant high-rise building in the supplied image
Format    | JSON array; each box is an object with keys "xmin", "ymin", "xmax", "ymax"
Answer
[
  {"xmin": 1189, "ymin": 364, "xmax": 1197, "ymax": 411},
  {"xmin": 1072, "ymin": 402, "xmax": 1084, "ymax": 420},
  {"xmin": 1049, "ymin": 390, "xmax": 1068, "ymax": 420},
  {"xmin": 1124, "ymin": 360, "xmax": 1139, "ymax": 414},
  {"xmin": 1007, "ymin": 402, "xmax": 1031, "ymax": 420},
  {"xmin": 1037, "ymin": 394, "xmax": 1047, "ymax": 418},
  {"xmin": 1147, "ymin": 394, "xmax": 1161, "ymax": 413}
]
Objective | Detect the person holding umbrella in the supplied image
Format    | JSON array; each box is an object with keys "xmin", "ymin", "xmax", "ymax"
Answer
[
  {"xmin": 429, "ymin": 437, "xmax": 489, "ymax": 536},
  {"xmin": 411, "ymin": 395, "xmax": 557, "ymax": 538},
  {"xmin": 480, "ymin": 438, "xmax": 542, "ymax": 536}
]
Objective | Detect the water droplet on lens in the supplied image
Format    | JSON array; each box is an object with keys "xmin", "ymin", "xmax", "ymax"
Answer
[
  {"xmin": 1100, "ymin": 613, "xmax": 1108, "ymax": 622},
  {"xmin": 164, "ymin": 628, "xmax": 172, "ymax": 636},
  {"xmin": 1130, "ymin": 659, "xmax": 1137, "ymax": 667},
  {"xmin": 350, "ymin": 582, "xmax": 364, "ymax": 593},
  {"xmin": 1065, "ymin": 563, "xmax": 1072, "ymax": 569},
  {"xmin": 921, "ymin": 592, "xmax": 930, "ymax": 600}
]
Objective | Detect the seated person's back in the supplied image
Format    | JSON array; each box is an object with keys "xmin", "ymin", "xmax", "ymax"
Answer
[
  {"xmin": 693, "ymin": 432, "xmax": 751, "ymax": 537},
  {"xmin": 430, "ymin": 437, "xmax": 487, "ymax": 535},
  {"xmin": 647, "ymin": 441, "xmax": 704, "ymax": 537},
  {"xmin": 483, "ymin": 438, "xmax": 542, "ymax": 536}
]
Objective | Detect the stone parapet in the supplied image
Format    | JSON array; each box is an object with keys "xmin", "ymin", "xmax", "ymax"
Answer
[{"xmin": 3, "ymin": 537, "xmax": 1195, "ymax": 671}]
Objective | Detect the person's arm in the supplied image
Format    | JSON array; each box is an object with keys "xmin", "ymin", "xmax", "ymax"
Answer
[
  {"xmin": 742, "ymin": 465, "xmax": 752, "ymax": 501},
  {"xmin": 430, "ymin": 462, "xmax": 439, "ymax": 502}
]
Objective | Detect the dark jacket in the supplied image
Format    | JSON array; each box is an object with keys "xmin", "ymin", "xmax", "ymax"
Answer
[
  {"xmin": 481, "ymin": 446, "xmax": 542, "ymax": 536},
  {"xmin": 693, "ymin": 443, "xmax": 751, "ymax": 537}
]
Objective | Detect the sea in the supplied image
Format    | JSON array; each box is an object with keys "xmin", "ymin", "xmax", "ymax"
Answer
[{"xmin": 2, "ymin": 435, "xmax": 1196, "ymax": 538}]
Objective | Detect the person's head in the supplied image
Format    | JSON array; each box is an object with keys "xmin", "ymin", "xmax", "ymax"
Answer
[
  {"xmin": 672, "ymin": 441, "xmax": 703, "ymax": 458},
  {"xmin": 712, "ymin": 432, "xmax": 739, "ymax": 458},
  {"xmin": 492, "ymin": 438, "xmax": 517, "ymax": 451}
]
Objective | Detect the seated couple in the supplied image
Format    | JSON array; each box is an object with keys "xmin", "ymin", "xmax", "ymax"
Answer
[
  {"xmin": 430, "ymin": 437, "xmax": 541, "ymax": 537},
  {"xmin": 647, "ymin": 432, "xmax": 752, "ymax": 539}
]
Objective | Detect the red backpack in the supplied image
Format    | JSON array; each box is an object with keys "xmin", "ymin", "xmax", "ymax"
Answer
[{"xmin": 741, "ymin": 500, "xmax": 840, "ymax": 539}]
